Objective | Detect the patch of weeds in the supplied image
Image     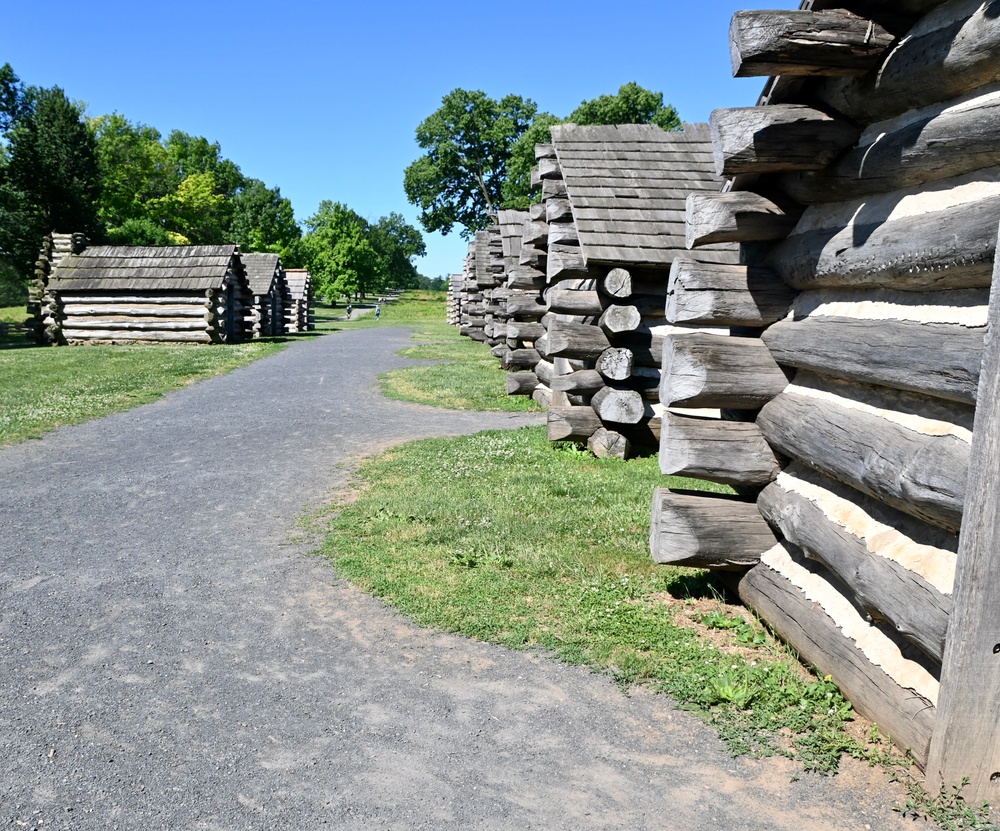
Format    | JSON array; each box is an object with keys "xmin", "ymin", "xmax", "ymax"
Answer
[{"xmin": 895, "ymin": 778, "xmax": 997, "ymax": 830}]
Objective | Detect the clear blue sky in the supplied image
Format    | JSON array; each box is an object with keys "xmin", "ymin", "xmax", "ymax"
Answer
[{"xmin": 3, "ymin": 0, "xmax": 792, "ymax": 279}]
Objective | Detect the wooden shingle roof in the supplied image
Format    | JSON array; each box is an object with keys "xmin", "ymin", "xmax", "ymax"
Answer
[
  {"xmin": 550, "ymin": 122, "xmax": 738, "ymax": 267},
  {"xmin": 497, "ymin": 210, "xmax": 529, "ymax": 273},
  {"xmin": 284, "ymin": 269, "xmax": 311, "ymax": 301},
  {"xmin": 49, "ymin": 245, "xmax": 241, "ymax": 292},
  {"xmin": 241, "ymin": 252, "xmax": 281, "ymax": 295}
]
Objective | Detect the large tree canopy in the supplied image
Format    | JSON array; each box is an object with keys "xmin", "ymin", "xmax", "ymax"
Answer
[
  {"xmin": 502, "ymin": 82, "xmax": 682, "ymax": 209},
  {"xmin": 403, "ymin": 89, "xmax": 536, "ymax": 239}
]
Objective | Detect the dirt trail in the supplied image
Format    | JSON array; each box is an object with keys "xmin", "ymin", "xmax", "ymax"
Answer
[{"xmin": 0, "ymin": 328, "xmax": 916, "ymax": 829}]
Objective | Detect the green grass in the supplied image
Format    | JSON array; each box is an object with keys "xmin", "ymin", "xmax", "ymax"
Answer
[
  {"xmin": 313, "ymin": 290, "xmax": 448, "ymax": 332},
  {"xmin": 0, "ymin": 304, "xmax": 32, "ymax": 348},
  {"xmin": 318, "ymin": 426, "xmax": 892, "ymax": 775},
  {"xmin": 0, "ymin": 339, "xmax": 286, "ymax": 446}
]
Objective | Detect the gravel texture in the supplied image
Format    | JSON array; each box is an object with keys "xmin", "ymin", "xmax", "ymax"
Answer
[{"xmin": 0, "ymin": 327, "xmax": 915, "ymax": 829}]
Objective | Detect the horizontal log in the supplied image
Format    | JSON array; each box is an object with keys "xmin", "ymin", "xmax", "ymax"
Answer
[
  {"xmin": 598, "ymin": 305, "xmax": 642, "ymax": 336},
  {"xmin": 538, "ymin": 157, "xmax": 562, "ymax": 180},
  {"xmin": 763, "ymin": 315, "xmax": 984, "ymax": 404},
  {"xmin": 686, "ymin": 192, "xmax": 801, "ymax": 248},
  {"xmin": 770, "ymin": 187, "xmax": 1000, "ymax": 291},
  {"xmin": 542, "ymin": 178, "xmax": 567, "ymax": 200},
  {"xmin": 591, "ymin": 386, "xmax": 649, "ymax": 425},
  {"xmin": 506, "ymin": 372, "xmax": 540, "ymax": 396},
  {"xmin": 546, "ymin": 289, "xmax": 603, "ymax": 316},
  {"xmin": 507, "ymin": 266, "xmax": 546, "ymax": 290},
  {"xmin": 534, "ymin": 359, "xmax": 555, "ymax": 386},
  {"xmin": 518, "ymin": 244, "xmax": 546, "ymax": 269},
  {"xmin": 546, "ymin": 198, "xmax": 573, "ymax": 224},
  {"xmin": 730, "ymin": 9, "xmax": 894, "ymax": 77},
  {"xmin": 660, "ymin": 333, "xmax": 788, "ymax": 409},
  {"xmin": 520, "ymin": 221, "xmax": 548, "ymax": 248},
  {"xmin": 710, "ymin": 104, "xmax": 861, "ymax": 176},
  {"xmin": 56, "ymin": 294, "xmax": 207, "ymax": 305},
  {"xmin": 535, "ymin": 143, "xmax": 556, "ymax": 161},
  {"xmin": 782, "ymin": 90, "xmax": 1000, "ymax": 203},
  {"xmin": 817, "ymin": 0, "xmax": 1000, "ymax": 125},
  {"xmin": 757, "ymin": 388, "xmax": 968, "ymax": 531},
  {"xmin": 667, "ymin": 258, "xmax": 793, "ymax": 327},
  {"xmin": 505, "ymin": 292, "xmax": 549, "ymax": 319},
  {"xmin": 601, "ymin": 268, "xmax": 633, "ymax": 299},
  {"xmin": 61, "ymin": 305, "xmax": 207, "ymax": 318},
  {"xmin": 62, "ymin": 329, "xmax": 213, "ymax": 343},
  {"xmin": 660, "ymin": 413, "xmax": 781, "ymax": 487},
  {"xmin": 551, "ymin": 369, "xmax": 604, "ymax": 394},
  {"xmin": 502, "ymin": 348, "xmax": 541, "ymax": 370},
  {"xmin": 737, "ymin": 543, "xmax": 936, "ymax": 767},
  {"xmin": 596, "ymin": 347, "xmax": 633, "ymax": 381},
  {"xmin": 588, "ymin": 428, "xmax": 630, "ymax": 460},
  {"xmin": 59, "ymin": 318, "xmax": 209, "ymax": 331},
  {"xmin": 505, "ymin": 321, "xmax": 545, "ymax": 342},
  {"xmin": 547, "ymin": 244, "xmax": 589, "ymax": 282},
  {"xmin": 548, "ymin": 405, "xmax": 602, "ymax": 442},
  {"xmin": 547, "ymin": 222, "xmax": 579, "ymax": 246},
  {"xmin": 650, "ymin": 489, "xmax": 778, "ymax": 570},
  {"xmin": 531, "ymin": 386, "xmax": 552, "ymax": 408},
  {"xmin": 547, "ymin": 319, "xmax": 611, "ymax": 360},
  {"xmin": 758, "ymin": 465, "xmax": 954, "ymax": 663}
]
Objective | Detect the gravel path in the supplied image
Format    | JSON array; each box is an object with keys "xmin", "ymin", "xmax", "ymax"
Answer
[{"xmin": 0, "ymin": 328, "xmax": 915, "ymax": 830}]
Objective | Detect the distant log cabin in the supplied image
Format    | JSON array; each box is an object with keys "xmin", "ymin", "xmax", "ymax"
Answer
[
  {"xmin": 33, "ymin": 239, "xmax": 252, "ymax": 344},
  {"xmin": 241, "ymin": 253, "xmax": 286, "ymax": 337},
  {"xmin": 282, "ymin": 269, "xmax": 315, "ymax": 333}
]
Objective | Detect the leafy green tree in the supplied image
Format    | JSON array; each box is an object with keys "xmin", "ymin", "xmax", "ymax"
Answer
[
  {"xmin": 368, "ymin": 212, "xmax": 425, "ymax": 290},
  {"xmin": 568, "ymin": 81, "xmax": 680, "ymax": 130},
  {"xmin": 91, "ymin": 113, "xmax": 171, "ymax": 238},
  {"xmin": 501, "ymin": 83, "xmax": 681, "ymax": 209},
  {"xmin": 0, "ymin": 85, "xmax": 101, "ymax": 280},
  {"xmin": 0, "ymin": 63, "xmax": 30, "ymax": 136},
  {"xmin": 500, "ymin": 112, "xmax": 563, "ymax": 210},
  {"xmin": 404, "ymin": 88, "xmax": 536, "ymax": 238},
  {"xmin": 228, "ymin": 178, "xmax": 301, "ymax": 259},
  {"xmin": 301, "ymin": 201, "xmax": 374, "ymax": 299}
]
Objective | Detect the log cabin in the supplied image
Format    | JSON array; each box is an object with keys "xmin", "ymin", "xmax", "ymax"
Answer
[
  {"xmin": 653, "ymin": 0, "xmax": 1000, "ymax": 796},
  {"xmin": 32, "ymin": 237, "xmax": 252, "ymax": 344},
  {"xmin": 241, "ymin": 252, "xmax": 286, "ymax": 338},
  {"xmin": 282, "ymin": 268, "xmax": 314, "ymax": 333}
]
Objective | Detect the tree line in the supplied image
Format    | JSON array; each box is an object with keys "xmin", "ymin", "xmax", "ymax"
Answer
[
  {"xmin": 403, "ymin": 82, "xmax": 680, "ymax": 240},
  {"xmin": 0, "ymin": 64, "xmax": 425, "ymax": 304}
]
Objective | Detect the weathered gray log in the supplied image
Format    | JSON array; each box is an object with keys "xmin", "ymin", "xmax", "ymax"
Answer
[
  {"xmin": 602, "ymin": 268, "xmax": 633, "ymax": 299},
  {"xmin": 547, "ymin": 319, "xmax": 611, "ymax": 360},
  {"xmin": 534, "ymin": 359, "xmax": 555, "ymax": 387},
  {"xmin": 928, "ymin": 227, "xmax": 1000, "ymax": 799},
  {"xmin": 56, "ymin": 294, "xmax": 206, "ymax": 305},
  {"xmin": 531, "ymin": 386, "xmax": 552, "ymax": 408},
  {"xmin": 542, "ymin": 178, "xmax": 568, "ymax": 200},
  {"xmin": 505, "ymin": 292, "xmax": 549, "ymax": 318},
  {"xmin": 818, "ymin": 0, "xmax": 1000, "ymax": 125},
  {"xmin": 729, "ymin": 9, "xmax": 894, "ymax": 77},
  {"xmin": 650, "ymin": 489, "xmax": 778, "ymax": 569},
  {"xmin": 534, "ymin": 332, "xmax": 550, "ymax": 358},
  {"xmin": 598, "ymin": 305, "xmax": 642, "ymax": 336},
  {"xmin": 596, "ymin": 347, "xmax": 634, "ymax": 381},
  {"xmin": 521, "ymin": 220, "xmax": 548, "ymax": 247},
  {"xmin": 757, "ymin": 390, "xmax": 968, "ymax": 532},
  {"xmin": 547, "ymin": 222, "xmax": 579, "ymax": 246},
  {"xmin": 62, "ymin": 329, "xmax": 212, "ymax": 343},
  {"xmin": 770, "ymin": 192, "xmax": 1000, "ymax": 291},
  {"xmin": 631, "ymin": 366, "xmax": 661, "ymax": 400},
  {"xmin": 548, "ymin": 405, "xmax": 602, "ymax": 442},
  {"xmin": 502, "ymin": 348, "xmax": 541, "ymax": 370},
  {"xmin": 547, "ymin": 244, "xmax": 589, "ymax": 282},
  {"xmin": 538, "ymin": 157, "xmax": 562, "ymax": 180},
  {"xmin": 782, "ymin": 91, "xmax": 1000, "ymax": 203},
  {"xmin": 737, "ymin": 543, "xmax": 935, "ymax": 767},
  {"xmin": 507, "ymin": 266, "xmax": 546, "ymax": 289},
  {"xmin": 535, "ymin": 143, "xmax": 556, "ymax": 161},
  {"xmin": 591, "ymin": 386, "xmax": 649, "ymax": 425},
  {"xmin": 686, "ymin": 193, "xmax": 801, "ymax": 248},
  {"xmin": 507, "ymin": 372, "xmax": 540, "ymax": 396},
  {"xmin": 660, "ymin": 333, "xmax": 788, "ymax": 409},
  {"xmin": 491, "ymin": 343, "xmax": 510, "ymax": 361},
  {"xmin": 546, "ymin": 198, "xmax": 573, "ymax": 224},
  {"xmin": 667, "ymin": 258, "xmax": 793, "ymax": 326},
  {"xmin": 660, "ymin": 413, "xmax": 782, "ymax": 487},
  {"xmin": 60, "ymin": 318, "xmax": 209, "ymax": 331},
  {"xmin": 529, "ymin": 203, "xmax": 546, "ymax": 221},
  {"xmin": 763, "ymin": 316, "xmax": 985, "ymax": 405},
  {"xmin": 758, "ymin": 465, "xmax": 953, "ymax": 663},
  {"xmin": 519, "ymin": 244, "xmax": 546, "ymax": 269},
  {"xmin": 588, "ymin": 428, "xmax": 630, "ymax": 460},
  {"xmin": 506, "ymin": 321, "xmax": 545, "ymax": 342},
  {"xmin": 551, "ymin": 369, "xmax": 605, "ymax": 394},
  {"xmin": 710, "ymin": 104, "xmax": 861, "ymax": 176},
  {"xmin": 546, "ymin": 289, "xmax": 603, "ymax": 316}
]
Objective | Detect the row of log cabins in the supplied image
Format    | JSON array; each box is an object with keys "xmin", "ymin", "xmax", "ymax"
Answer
[
  {"xmin": 28, "ymin": 233, "xmax": 314, "ymax": 344},
  {"xmin": 451, "ymin": 0, "xmax": 1000, "ymax": 801}
]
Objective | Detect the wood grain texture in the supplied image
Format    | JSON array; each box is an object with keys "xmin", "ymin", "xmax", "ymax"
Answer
[
  {"xmin": 547, "ymin": 405, "xmax": 602, "ymax": 442},
  {"xmin": 686, "ymin": 192, "xmax": 801, "ymax": 248},
  {"xmin": 730, "ymin": 9, "xmax": 894, "ymax": 77},
  {"xmin": 660, "ymin": 412, "xmax": 781, "ymax": 487},
  {"xmin": 667, "ymin": 258, "xmax": 793, "ymax": 326}
]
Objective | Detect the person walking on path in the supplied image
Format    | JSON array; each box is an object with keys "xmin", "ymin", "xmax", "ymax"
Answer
[
  {"xmin": 374, "ymin": 304, "xmax": 381, "ymax": 321},
  {"xmin": 345, "ymin": 303, "xmax": 353, "ymax": 320}
]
